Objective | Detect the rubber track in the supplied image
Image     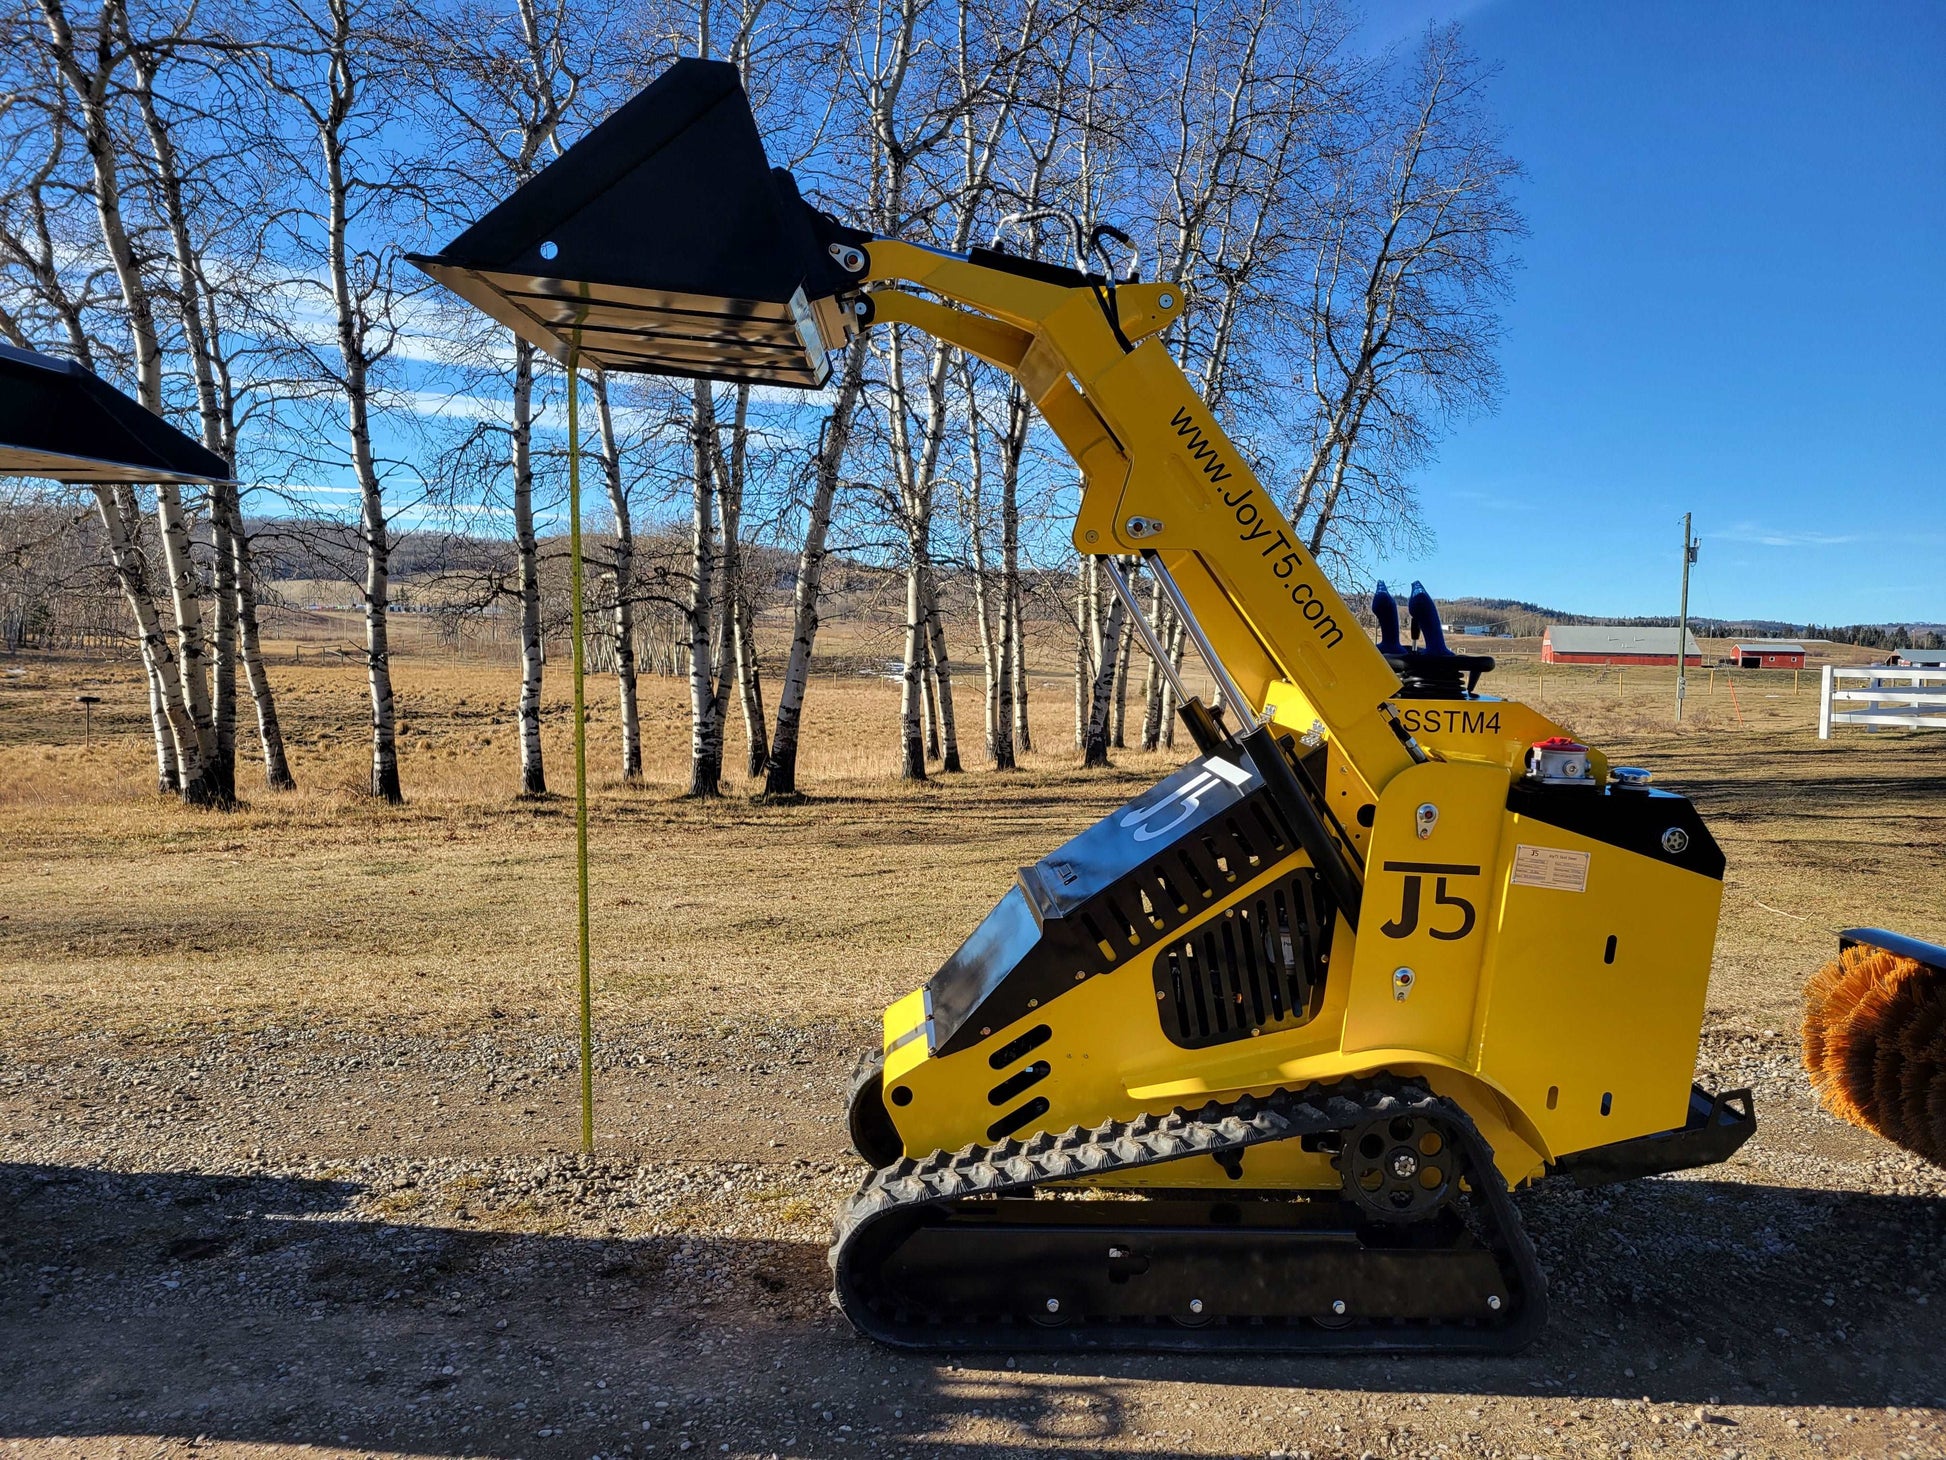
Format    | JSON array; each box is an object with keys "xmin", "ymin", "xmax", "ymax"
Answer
[{"xmin": 828, "ymin": 1077, "xmax": 1548, "ymax": 1353}]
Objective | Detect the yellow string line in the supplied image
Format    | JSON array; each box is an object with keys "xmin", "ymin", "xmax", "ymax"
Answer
[{"xmin": 567, "ymin": 334, "xmax": 593, "ymax": 1154}]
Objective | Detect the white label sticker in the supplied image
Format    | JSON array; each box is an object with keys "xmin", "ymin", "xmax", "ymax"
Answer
[
  {"xmin": 1511, "ymin": 844, "xmax": 1590, "ymax": 892},
  {"xmin": 1205, "ymin": 756, "xmax": 1253, "ymax": 787}
]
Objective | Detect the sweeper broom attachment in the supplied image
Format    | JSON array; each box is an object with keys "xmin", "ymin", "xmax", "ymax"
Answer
[
  {"xmin": 0, "ymin": 343, "xmax": 231, "ymax": 484},
  {"xmin": 413, "ymin": 59, "xmax": 1761, "ymax": 1356},
  {"xmin": 1803, "ymin": 929, "xmax": 1946, "ymax": 1169}
]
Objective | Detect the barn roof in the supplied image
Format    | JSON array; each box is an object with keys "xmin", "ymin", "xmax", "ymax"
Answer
[
  {"xmin": 1545, "ymin": 625, "xmax": 1703, "ymax": 656},
  {"xmin": 1892, "ymin": 648, "xmax": 1946, "ymax": 666},
  {"xmin": 1735, "ymin": 640, "xmax": 1805, "ymax": 653}
]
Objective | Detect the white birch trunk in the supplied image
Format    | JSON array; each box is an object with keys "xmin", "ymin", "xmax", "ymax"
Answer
[
  {"xmin": 992, "ymin": 582, "xmax": 1015, "ymax": 770},
  {"xmin": 273, "ymin": 0, "xmax": 403, "ymax": 801},
  {"xmin": 593, "ymin": 375, "xmax": 641, "ymax": 780},
  {"xmin": 154, "ymin": 484, "xmax": 218, "ymax": 797},
  {"xmin": 1161, "ymin": 615, "xmax": 1187, "ymax": 750},
  {"xmin": 95, "ymin": 483, "xmax": 196, "ymax": 790},
  {"xmin": 920, "ymin": 637, "xmax": 940, "ymax": 761},
  {"xmin": 511, "ymin": 339, "xmax": 546, "ymax": 795},
  {"xmin": 1083, "ymin": 575, "xmax": 1128, "ymax": 768},
  {"xmin": 959, "ymin": 373, "xmax": 999, "ymax": 761},
  {"xmin": 705, "ymin": 385, "xmax": 761, "ymax": 779},
  {"xmin": 898, "ymin": 552, "xmax": 927, "ymax": 779},
  {"xmin": 1073, "ymin": 556, "xmax": 1092, "ymax": 749},
  {"xmin": 141, "ymin": 653, "xmax": 178, "ymax": 791},
  {"xmin": 763, "ymin": 337, "xmax": 867, "ymax": 797},
  {"xmin": 132, "ymin": 39, "xmax": 245, "ymax": 803},
  {"xmin": 993, "ymin": 384, "xmax": 1026, "ymax": 768},
  {"xmin": 330, "ymin": 134, "xmax": 399, "ymax": 800},
  {"xmin": 228, "ymin": 503, "xmax": 294, "ymax": 790},
  {"xmin": 1141, "ymin": 581, "xmax": 1170, "ymax": 751},
  {"xmin": 208, "ymin": 497, "xmax": 239, "ymax": 802},
  {"xmin": 686, "ymin": 378, "xmax": 720, "ymax": 797},
  {"xmin": 202, "ymin": 290, "xmax": 293, "ymax": 790},
  {"xmin": 922, "ymin": 568, "xmax": 961, "ymax": 771},
  {"xmin": 1011, "ymin": 572, "xmax": 1031, "ymax": 754},
  {"xmin": 726, "ymin": 382, "xmax": 768, "ymax": 779},
  {"xmin": 1111, "ymin": 590, "xmax": 1134, "ymax": 750},
  {"xmin": 975, "ymin": 573, "xmax": 999, "ymax": 761},
  {"xmin": 43, "ymin": 0, "xmax": 217, "ymax": 802},
  {"xmin": 734, "ymin": 577, "xmax": 767, "ymax": 777}
]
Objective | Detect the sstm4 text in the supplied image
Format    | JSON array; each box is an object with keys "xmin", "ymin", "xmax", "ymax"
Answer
[{"xmin": 1394, "ymin": 707, "xmax": 1501, "ymax": 736}]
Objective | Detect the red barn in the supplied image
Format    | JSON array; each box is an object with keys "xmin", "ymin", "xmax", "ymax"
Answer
[
  {"xmin": 1542, "ymin": 626, "xmax": 1703, "ymax": 666},
  {"xmin": 1734, "ymin": 640, "xmax": 1806, "ymax": 669}
]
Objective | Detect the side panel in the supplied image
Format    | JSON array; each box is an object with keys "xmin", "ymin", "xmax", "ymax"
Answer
[
  {"xmin": 1342, "ymin": 761, "xmax": 1511, "ymax": 1063},
  {"xmin": 1474, "ymin": 814, "xmax": 1722, "ymax": 1156}
]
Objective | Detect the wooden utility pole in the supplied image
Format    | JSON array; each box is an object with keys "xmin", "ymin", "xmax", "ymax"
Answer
[{"xmin": 1675, "ymin": 513, "xmax": 1699, "ymax": 722}]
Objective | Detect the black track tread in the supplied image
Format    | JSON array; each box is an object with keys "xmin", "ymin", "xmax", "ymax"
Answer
[{"xmin": 828, "ymin": 1075, "xmax": 1547, "ymax": 1353}]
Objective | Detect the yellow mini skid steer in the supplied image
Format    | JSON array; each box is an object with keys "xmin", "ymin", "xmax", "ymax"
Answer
[{"xmin": 413, "ymin": 59, "xmax": 1757, "ymax": 1353}]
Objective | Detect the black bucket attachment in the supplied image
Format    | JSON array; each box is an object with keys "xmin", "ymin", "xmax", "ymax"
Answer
[
  {"xmin": 407, "ymin": 59, "xmax": 864, "ymax": 389},
  {"xmin": 0, "ymin": 343, "xmax": 231, "ymax": 484}
]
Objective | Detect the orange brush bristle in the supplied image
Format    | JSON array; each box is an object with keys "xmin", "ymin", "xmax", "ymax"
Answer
[{"xmin": 1801, "ymin": 945, "xmax": 1946, "ymax": 1167}]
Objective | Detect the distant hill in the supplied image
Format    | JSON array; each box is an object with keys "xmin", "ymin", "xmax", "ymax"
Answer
[{"xmin": 1378, "ymin": 595, "xmax": 1942, "ymax": 650}]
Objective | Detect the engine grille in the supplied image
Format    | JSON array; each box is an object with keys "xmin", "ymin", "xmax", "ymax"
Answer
[
  {"xmin": 1077, "ymin": 799, "xmax": 1295, "ymax": 967},
  {"xmin": 1153, "ymin": 870, "xmax": 1334, "ymax": 1048}
]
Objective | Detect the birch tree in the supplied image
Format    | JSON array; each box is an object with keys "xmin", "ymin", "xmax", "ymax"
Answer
[
  {"xmin": 1080, "ymin": 556, "xmax": 1126, "ymax": 767},
  {"xmin": 590, "ymin": 373, "xmax": 641, "ymax": 779},
  {"xmin": 761, "ymin": 336, "xmax": 867, "ymax": 799},
  {"xmin": 1288, "ymin": 26, "xmax": 1521, "ymax": 564},
  {"xmin": 0, "ymin": 76, "xmax": 187, "ymax": 791},
  {"xmin": 121, "ymin": 23, "xmax": 304, "ymax": 798},
  {"xmin": 990, "ymin": 379, "xmax": 1025, "ymax": 768},
  {"xmin": 258, "ymin": 0, "xmax": 422, "ymax": 803},
  {"xmin": 411, "ymin": 0, "xmax": 581, "ymax": 797},
  {"xmin": 37, "ymin": 0, "xmax": 223, "ymax": 803},
  {"xmin": 860, "ymin": 0, "xmax": 1049, "ymax": 779},
  {"xmin": 509, "ymin": 340, "xmax": 546, "ymax": 792},
  {"xmin": 677, "ymin": 0, "xmax": 773, "ymax": 797},
  {"xmin": 685, "ymin": 378, "xmax": 722, "ymax": 796},
  {"xmin": 709, "ymin": 381, "xmax": 769, "ymax": 778}
]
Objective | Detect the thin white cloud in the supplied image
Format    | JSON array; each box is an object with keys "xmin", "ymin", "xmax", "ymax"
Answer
[
  {"xmin": 257, "ymin": 483, "xmax": 361, "ymax": 496},
  {"xmin": 405, "ymin": 389, "xmax": 516, "ymax": 426},
  {"xmin": 1714, "ymin": 524, "xmax": 1862, "ymax": 549},
  {"xmin": 391, "ymin": 502, "xmax": 517, "ymax": 519},
  {"xmin": 1356, "ymin": 0, "xmax": 1502, "ymax": 50}
]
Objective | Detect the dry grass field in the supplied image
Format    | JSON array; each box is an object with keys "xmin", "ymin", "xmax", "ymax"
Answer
[{"xmin": 2, "ymin": 630, "xmax": 1943, "ymax": 1460}]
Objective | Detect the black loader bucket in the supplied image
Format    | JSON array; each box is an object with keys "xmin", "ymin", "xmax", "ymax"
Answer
[
  {"xmin": 407, "ymin": 59, "xmax": 862, "ymax": 389},
  {"xmin": 0, "ymin": 343, "xmax": 231, "ymax": 484}
]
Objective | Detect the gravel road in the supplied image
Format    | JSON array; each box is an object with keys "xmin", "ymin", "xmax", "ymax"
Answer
[{"xmin": 3, "ymin": 1016, "xmax": 1944, "ymax": 1460}]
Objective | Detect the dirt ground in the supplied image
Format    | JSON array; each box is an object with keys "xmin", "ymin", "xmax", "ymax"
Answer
[{"xmin": 3, "ymin": 644, "xmax": 1944, "ymax": 1460}]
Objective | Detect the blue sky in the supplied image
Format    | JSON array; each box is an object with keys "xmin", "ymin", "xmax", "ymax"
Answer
[{"xmin": 1362, "ymin": 0, "xmax": 1945, "ymax": 624}]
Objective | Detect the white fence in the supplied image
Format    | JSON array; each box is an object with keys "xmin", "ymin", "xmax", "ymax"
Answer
[{"xmin": 1818, "ymin": 665, "xmax": 1946, "ymax": 737}]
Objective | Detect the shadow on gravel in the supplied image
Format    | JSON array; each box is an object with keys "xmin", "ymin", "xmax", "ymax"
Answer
[
  {"xmin": 2, "ymin": 1163, "xmax": 1942, "ymax": 1457},
  {"xmin": 1045, "ymin": 1176, "xmax": 1946, "ymax": 1408}
]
